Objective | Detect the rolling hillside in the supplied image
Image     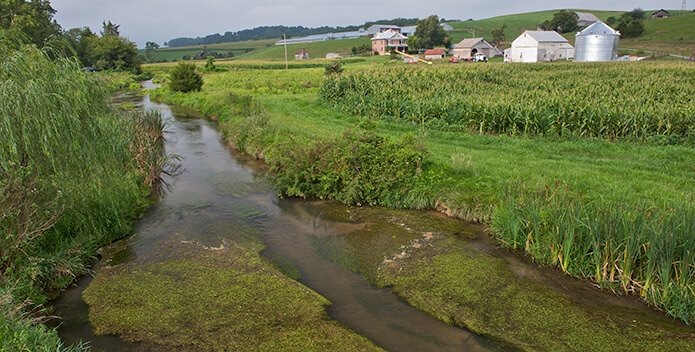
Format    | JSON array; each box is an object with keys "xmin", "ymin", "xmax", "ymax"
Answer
[{"xmin": 141, "ymin": 9, "xmax": 695, "ymax": 62}]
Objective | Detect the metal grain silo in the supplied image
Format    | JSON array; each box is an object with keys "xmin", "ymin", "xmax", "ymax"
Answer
[{"xmin": 574, "ymin": 22, "xmax": 620, "ymax": 62}]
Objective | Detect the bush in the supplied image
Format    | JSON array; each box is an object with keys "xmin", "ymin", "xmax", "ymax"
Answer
[
  {"xmin": 272, "ymin": 127, "xmax": 427, "ymax": 206},
  {"xmin": 324, "ymin": 62, "xmax": 343, "ymax": 76},
  {"xmin": 168, "ymin": 62, "xmax": 203, "ymax": 92}
]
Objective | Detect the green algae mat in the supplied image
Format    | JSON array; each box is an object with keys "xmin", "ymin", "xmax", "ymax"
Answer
[{"xmin": 83, "ymin": 240, "xmax": 382, "ymax": 351}]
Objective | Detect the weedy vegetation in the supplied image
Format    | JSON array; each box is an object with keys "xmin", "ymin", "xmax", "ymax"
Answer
[
  {"xmin": 146, "ymin": 57, "xmax": 695, "ymax": 326},
  {"xmin": 0, "ymin": 34, "xmax": 168, "ymax": 350}
]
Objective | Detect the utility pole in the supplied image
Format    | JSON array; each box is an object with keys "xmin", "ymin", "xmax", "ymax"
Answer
[
  {"xmin": 283, "ymin": 34, "xmax": 288, "ymax": 70},
  {"xmin": 681, "ymin": 0, "xmax": 687, "ymax": 15}
]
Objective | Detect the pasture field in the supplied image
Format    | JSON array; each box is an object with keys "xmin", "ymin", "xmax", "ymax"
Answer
[{"xmin": 147, "ymin": 58, "xmax": 695, "ymax": 323}]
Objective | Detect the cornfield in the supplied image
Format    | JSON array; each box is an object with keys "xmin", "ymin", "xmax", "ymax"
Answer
[{"xmin": 320, "ymin": 62, "xmax": 695, "ymax": 145}]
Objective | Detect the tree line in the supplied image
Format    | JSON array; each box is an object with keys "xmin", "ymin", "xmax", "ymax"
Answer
[
  {"xmin": 165, "ymin": 18, "xmax": 420, "ymax": 47},
  {"xmin": 1, "ymin": 0, "xmax": 141, "ymax": 72}
]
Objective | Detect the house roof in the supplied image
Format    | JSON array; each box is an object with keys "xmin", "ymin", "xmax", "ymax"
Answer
[
  {"xmin": 424, "ymin": 49, "xmax": 446, "ymax": 55},
  {"xmin": 653, "ymin": 9, "xmax": 670, "ymax": 15},
  {"xmin": 453, "ymin": 38, "xmax": 493, "ymax": 49},
  {"xmin": 371, "ymin": 29, "xmax": 408, "ymax": 41},
  {"xmin": 294, "ymin": 48, "xmax": 307, "ymax": 55},
  {"xmin": 523, "ymin": 31, "xmax": 569, "ymax": 43},
  {"xmin": 576, "ymin": 21, "xmax": 620, "ymax": 36},
  {"xmin": 575, "ymin": 12, "xmax": 601, "ymax": 23}
]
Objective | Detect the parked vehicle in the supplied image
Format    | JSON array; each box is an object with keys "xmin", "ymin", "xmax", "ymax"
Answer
[{"xmin": 473, "ymin": 53, "xmax": 488, "ymax": 62}]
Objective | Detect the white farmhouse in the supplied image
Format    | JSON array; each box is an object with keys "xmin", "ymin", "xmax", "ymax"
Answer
[{"xmin": 504, "ymin": 31, "xmax": 574, "ymax": 63}]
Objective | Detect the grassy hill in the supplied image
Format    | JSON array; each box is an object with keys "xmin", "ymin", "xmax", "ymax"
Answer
[
  {"xmin": 141, "ymin": 9, "xmax": 695, "ymax": 63},
  {"xmin": 447, "ymin": 9, "xmax": 622, "ymax": 45},
  {"xmin": 620, "ymin": 11, "xmax": 695, "ymax": 56}
]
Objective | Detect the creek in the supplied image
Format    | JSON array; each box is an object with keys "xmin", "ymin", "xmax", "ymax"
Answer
[{"xmin": 50, "ymin": 81, "xmax": 691, "ymax": 352}]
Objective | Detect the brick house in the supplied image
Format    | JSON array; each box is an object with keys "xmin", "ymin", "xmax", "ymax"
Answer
[{"xmin": 371, "ymin": 29, "xmax": 408, "ymax": 55}]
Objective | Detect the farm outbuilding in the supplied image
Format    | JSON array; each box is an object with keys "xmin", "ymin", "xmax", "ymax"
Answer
[
  {"xmin": 294, "ymin": 48, "xmax": 309, "ymax": 60},
  {"xmin": 575, "ymin": 12, "xmax": 601, "ymax": 27},
  {"xmin": 424, "ymin": 49, "xmax": 446, "ymax": 60},
  {"xmin": 574, "ymin": 21, "xmax": 620, "ymax": 62},
  {"xmin": 451, "ymin": 38, "xmax": 499, "ymax": 59},
  {"xmin": 652, "ymin": 9, "xmax": 670, "ymax": 18},
  {"xmin": 505, "ymin": 30, "xmax": 574, "ymax": 63}
]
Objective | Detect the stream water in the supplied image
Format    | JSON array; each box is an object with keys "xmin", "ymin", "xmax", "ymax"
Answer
[
  {"xmin": 50, "ymin": 83, "xmax": 502, "ymax": 351},
  {"xmin": 50, "ymin": 82, "xmax": 690, "ymax": 351}
]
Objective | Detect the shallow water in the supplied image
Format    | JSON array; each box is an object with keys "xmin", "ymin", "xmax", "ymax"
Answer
[
  {"xmin": 51, "ymin": 82, "xmax": 690, "ymax": 352},
  {"xmin": 50, "ymin": 83, "xmax": 501, "ymax": 351}
]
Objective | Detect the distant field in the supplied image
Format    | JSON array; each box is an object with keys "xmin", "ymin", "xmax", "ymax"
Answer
[{"xmin": 142, "ymin": 38, "xmax": 277, "ymax": 62}]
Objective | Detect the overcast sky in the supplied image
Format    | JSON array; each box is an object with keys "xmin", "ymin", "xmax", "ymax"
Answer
[{"xmin": 51, "ymin": 0, "xmax": 686, "ymax": 48}]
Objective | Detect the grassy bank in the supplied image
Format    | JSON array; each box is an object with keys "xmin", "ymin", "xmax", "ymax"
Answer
[
  {"xmin": 0, "ymin": 35, "xmax": 165, "ymax": 350},
  {"xmin": 146, "ymin": 59, "xmax": 695, "ymax": 326}
]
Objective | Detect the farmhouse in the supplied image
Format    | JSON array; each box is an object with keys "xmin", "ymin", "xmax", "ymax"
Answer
[
  {"xmin": 575, "ymin": 12, "xmax": 601, "ymax": 27},
  {"xmin": 652, "ymin": 9, "xmax": 670, "ymax": 18},
  {"xmin": 504, "ymin": 30, "xmax": 574, "ymax": 63},
  {"xmin": 371, "ymin": 29, "xmax": 408, "ymax": 55},
  {"xmin": 294, "ymin": 48, "xmax": 309, "ymax": 60},
  {"xmin": 424, "ymin": 49, "xmax": 446, "ymax": 60},
  {"xmin": 451, "ymin": 38, "xmax": 500, "ymax": 59}
]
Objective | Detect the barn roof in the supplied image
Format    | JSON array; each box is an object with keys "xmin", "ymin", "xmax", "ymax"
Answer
[
  {"xmin": 453, "ymin": 38, "xmax": 494, "ymax": 49},
  {"xmin": 424, "ymin": 49, "xmax": 446, "ymax": 55},
  {"xmin": 524, "ymin": 31, "xmax": 569, "ymax": 43},
  {"xmin": 575, "ymin": 12, "xmax": 601, "ymax": 23}
]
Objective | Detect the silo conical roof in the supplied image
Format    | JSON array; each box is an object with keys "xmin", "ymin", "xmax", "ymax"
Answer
[{"xmin": 576, "ymin": 21, "xmax": 620, "ymax": 36}]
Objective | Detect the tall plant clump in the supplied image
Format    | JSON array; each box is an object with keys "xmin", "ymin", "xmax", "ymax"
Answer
[
  {"xmin": 493, "ymin": 181, "xmax": 695, "ymax": 324},
  {"xmin": 0, "ymin": 32, "xmax": 159, "ymax": 348}
]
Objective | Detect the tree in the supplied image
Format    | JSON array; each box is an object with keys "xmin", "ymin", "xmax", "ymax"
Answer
[
  {"xmin": 169, "ymin": 62, "xmax": 203, "ymax": 93},
  {"xmin": 203, "ymin": 56, "xmax": 216, "ymax": 72},
  {"xmin": 83, "ymin": 33, "xmax": 141, "ymax": 72},
  {"xmin": 548, "ymin": 10, "xmax": 579, "ymax": 33},
  {"xmin": 623, "ymin": 8, "xmax": 646, "ymax": 20},
  {"xmin": 491, "ymin": 24, "xmax": 507, "ymax": 44},
  {"xmin": 605, "ymin": 16, "xmax": 617, "ymax": 26},
  {"xmin": 62, "ymin": 26, "xmax": 95, "ymax": 62},
  {"xmin": 0, "ymin": 0, "xmax": 61, "ymax": 46},
  {"xmin": 616, "ymin": 10, "xmax": 644, "ymax": 38},
  {"xmin": 101, "ymin": 20, "xmax": 120, "ymax": 36},
  {"xmin": 145, "ymin": 41, "xmax": 159, "ymax": 63},
  {"xmin": 408, "ymin": 15, "xmax": 449, "ymax": 49}
]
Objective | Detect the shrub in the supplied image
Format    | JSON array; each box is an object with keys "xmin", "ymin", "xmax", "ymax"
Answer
[
  {"xmin": 168, "ymin": 62, "xmax": 203, "ymax": 92},
  {"xmin": 324, "ymin": 62, "xmax": 343, "ymax": 76}
]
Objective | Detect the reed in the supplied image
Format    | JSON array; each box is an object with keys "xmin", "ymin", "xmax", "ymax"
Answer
[
  {"xmin": 1, "ymin": 33, "xmax": 163, "ymax": 350},
  {"xmin": 493, "ymin": 181, "xmax": 695, "ymax": 323}
]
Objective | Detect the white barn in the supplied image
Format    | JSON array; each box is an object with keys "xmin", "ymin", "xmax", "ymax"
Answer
[{"xmin": 504, "ymin": 31, "xmax": 574, "ymax": 63}]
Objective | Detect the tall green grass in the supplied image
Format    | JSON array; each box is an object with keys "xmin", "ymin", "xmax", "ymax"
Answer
[
  {"xmin": 493, "ymin": 181, "xmax": 695, "ymax": 323},
  {"xmin": 1, "ymin": 32, "xmax": 163, "ymax": 350}
]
